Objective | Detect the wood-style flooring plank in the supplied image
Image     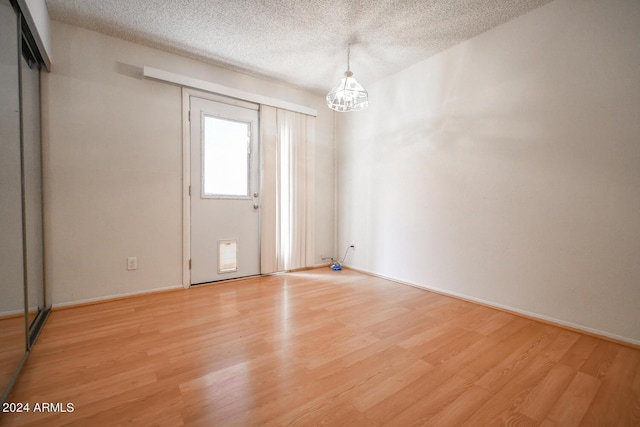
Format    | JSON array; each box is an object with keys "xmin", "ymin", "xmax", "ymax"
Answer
[
  {"xmin": 1, "ymin": 269, "xmax": 638, "ymax": 426},
  {"xmin": 350, "ymin": 359, "xmax": 432, "ymax": 413},
  {"xmin": 544, "ymin": 371, "xmax": 600, "ymax": 426},
  {"xmin": 425, "ymin": 384, "xmax": 493, "ymax": 427},
  {"xmin": 518, "ymin": 363, "xmax": 576, "ymax": 421},
  {"xmin": 365, "ymin": 364, "xmax": 450, "ymax": 424},
  {"xmin": 580, "ymin": 345, "xmax": 640, "ymax": 426},
  {"xmin": 384, "ymin": 373, "xmax": 474, "ymax": 426}
]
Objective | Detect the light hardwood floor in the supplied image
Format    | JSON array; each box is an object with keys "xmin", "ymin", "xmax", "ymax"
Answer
[
  {"xmin": 2, "ymin": 269, "xmax": 639, "ymax": 426},
  {"xmin": 0, "ymin": 316, "xmax": 26, "ymax": 398}
]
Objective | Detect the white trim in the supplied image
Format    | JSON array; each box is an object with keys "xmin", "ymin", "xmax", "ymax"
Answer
[
  {"xmin": 143, "ymin": 66, "xmax": 317, "ymax": 117},
  {"xmin": 332, "ymin": 111, "xmax": 338, "ymax": 260},
  {"xmin": 346, "ymin": 265, "xmax": 640, "ymax": 347},
  {"xmin": 0, "ymin": 308, "xmax": 26, "ymax": 318},
  {"xmin": 52, "ymin": 284, "xmax": 183, "ymax": 309},
  {"xmin": 182, "ymin": 89, "xmax": 191, "ymax": 288}
]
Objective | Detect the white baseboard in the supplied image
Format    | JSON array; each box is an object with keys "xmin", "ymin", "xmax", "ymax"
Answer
[
  {"xmin": 52, "ymin": 284, "xmax": 183, "ymax": 309},
  {"xmin": 0, "ymin": 308, "xmax": 25, "ymax": 318},
  {"xmin": 345, "ymin": 265, "xmax": 640, "ymax": 348}
]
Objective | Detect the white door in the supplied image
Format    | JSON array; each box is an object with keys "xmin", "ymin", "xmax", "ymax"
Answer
[{"xmin": 190, "ymin": 96, "xmax": 260, "ymax": 284}]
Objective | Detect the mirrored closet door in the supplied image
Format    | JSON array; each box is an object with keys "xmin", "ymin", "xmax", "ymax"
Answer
[
  {"xmin": 0, "ymin": 0, "xmax": 27, "ymax": 404},
  {"xmin": 1, "ymin": 0, "xmax": 50, "ymax": 404}
]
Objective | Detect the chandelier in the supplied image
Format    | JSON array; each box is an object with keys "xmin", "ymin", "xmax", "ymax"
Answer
[{"xmin": 326, "ymin": 44, "xmax": 369, "ymax": 112}]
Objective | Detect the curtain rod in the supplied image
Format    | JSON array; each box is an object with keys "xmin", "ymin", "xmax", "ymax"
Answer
[{"xmin": 143, "ymin": 66, "xmax": 317, "ymax": 117}]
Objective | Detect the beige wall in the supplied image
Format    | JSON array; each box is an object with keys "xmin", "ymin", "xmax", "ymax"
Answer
[
  {"xmin": 43, "ymin": 21, "xmax": 335, "ymax": 305},
  {"xmin": 337, "ymin": 0, "xmax": 640, "ymax": 343}
]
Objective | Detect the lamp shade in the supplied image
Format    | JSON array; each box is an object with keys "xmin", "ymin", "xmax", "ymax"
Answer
[
  {"xmin": 326, "ymin": 70, "xmax": 369, "ymax": 112},
  {"xmin": 326, "ymin": 41, "xmax": 369, "ymax": 112}
]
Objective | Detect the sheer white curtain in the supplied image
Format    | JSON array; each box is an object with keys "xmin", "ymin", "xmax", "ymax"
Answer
[{"xmin": 260, "ymin": 106, "xmax": 315, "ymax": 273}]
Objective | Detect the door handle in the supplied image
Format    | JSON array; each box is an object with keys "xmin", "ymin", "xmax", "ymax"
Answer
[{"xmin": 253, "ymin": 204, "xmax": 259, "ymax": 210}]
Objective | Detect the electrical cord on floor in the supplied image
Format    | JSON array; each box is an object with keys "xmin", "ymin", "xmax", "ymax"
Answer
[{"xmin": 330, "ymin": 244, "xmax": 354, "ymax": 271}]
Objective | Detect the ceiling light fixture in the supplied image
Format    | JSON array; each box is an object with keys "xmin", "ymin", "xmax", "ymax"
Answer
[{"xmin": 326, "ymin": 44, "xmax": 369, "ymax": 112}]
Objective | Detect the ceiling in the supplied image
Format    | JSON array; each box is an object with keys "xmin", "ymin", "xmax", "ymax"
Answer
[{"xmin": 45, "ymin": 0, "xmax": 553, "ymax": 94}]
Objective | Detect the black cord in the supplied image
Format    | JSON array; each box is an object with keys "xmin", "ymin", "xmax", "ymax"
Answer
[{"xmin": 340, "ymin": 245, "xmax": 354, "ymax": 264}]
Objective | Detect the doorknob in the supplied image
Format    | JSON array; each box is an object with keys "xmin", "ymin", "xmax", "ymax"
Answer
[{"xmin": 253, "ymin": 204, "xmax": 259, "ymax": 210}]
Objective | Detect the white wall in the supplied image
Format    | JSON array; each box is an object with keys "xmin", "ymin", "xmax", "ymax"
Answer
[
  {"xmin": 337, "ymin": 0, "xmax": 640, "ymax": 343},
  {"xmin": 43, "ymin": 21, "xmax": 334, "ymax": 305}
]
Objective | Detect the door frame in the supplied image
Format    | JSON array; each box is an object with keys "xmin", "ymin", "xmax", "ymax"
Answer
[{"xmin": 181, "ymin": 88, "xmax": 261, "ymax": 288}]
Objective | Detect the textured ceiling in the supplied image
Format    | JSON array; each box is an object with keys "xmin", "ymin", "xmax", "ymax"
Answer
[{"xmin": 45, "ymin": 0, "xmax": 553, "ymax": 94}]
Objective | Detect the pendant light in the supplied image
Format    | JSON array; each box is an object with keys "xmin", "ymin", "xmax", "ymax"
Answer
[{"xmin": 326, "ymin": 44, "xmax": 369, "ymax": 112}]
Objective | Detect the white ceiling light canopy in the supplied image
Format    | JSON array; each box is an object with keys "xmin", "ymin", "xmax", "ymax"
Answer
[{"xmin": 326, "ymin": 43, "xmax": 369, "ymax": 112}]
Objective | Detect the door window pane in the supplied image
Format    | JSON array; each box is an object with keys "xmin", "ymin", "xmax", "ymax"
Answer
[{"xmin": 203, "ymin": 116, "xmax": 250, "ymax": 197}]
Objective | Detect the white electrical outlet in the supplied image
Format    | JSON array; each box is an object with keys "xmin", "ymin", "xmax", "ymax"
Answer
[{"xmin": 127, "ymin": 257, "xmax": 137, "ymax": 270}]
